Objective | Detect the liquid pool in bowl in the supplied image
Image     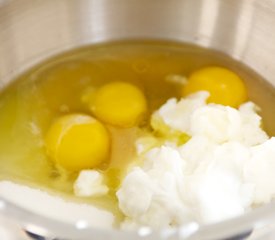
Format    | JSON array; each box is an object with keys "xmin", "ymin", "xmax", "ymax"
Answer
[{"xmin": 0, "ymin": 41, "xmax": 275, "ymax": 230}]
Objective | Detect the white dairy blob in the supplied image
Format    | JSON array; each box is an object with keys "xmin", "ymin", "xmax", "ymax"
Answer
[
  {"xmin": 74, "ymin": 170, "xmax": 109, "ymax": 197},
  {"xmin": 117, "ymin": 92, "xmax": 275, "ymax": 229}
]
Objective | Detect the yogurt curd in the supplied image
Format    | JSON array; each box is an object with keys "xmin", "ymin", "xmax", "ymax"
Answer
[{"xmin": 115, "ymin": 91, "xmax": 275, "ymax": 229}]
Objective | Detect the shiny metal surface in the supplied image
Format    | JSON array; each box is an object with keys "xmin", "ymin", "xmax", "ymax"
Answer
[
  {"xmin": 1, "ymin": 0, "xmax": 275, "ymax": 239},
  {"xmin": 1, "ymin": 0, "xmax": 275, "ymax": 88}
]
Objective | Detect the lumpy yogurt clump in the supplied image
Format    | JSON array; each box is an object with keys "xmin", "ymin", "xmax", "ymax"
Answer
[{"xmin": 117, "ymin": 91, "xmax": 275, "ymax": 229}]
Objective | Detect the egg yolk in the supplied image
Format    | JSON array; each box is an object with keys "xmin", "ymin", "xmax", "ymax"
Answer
[
  {"xmin": 45, "ymin": 114, "xmax": 110, "ymax": 171},
  {"xmin": 182, "ymin": 66, "xmax": 248, "ymax": 107},
  {"xmin": 90, "ymin": 82, "xmax": 147, "ymax": 127}
]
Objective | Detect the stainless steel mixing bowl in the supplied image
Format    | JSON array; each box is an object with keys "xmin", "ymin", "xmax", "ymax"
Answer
[{"xmin": 1, "ymin": 0, "xmax": 275, "ymax": 239}]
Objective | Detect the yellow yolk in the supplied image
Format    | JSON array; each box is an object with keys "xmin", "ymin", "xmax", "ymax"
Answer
[
  {"xmin": 182, "ymin": 66, "xmax": 248, "ymax": 108},
  {"xmin": 90, "ymin": 82, "xmax": 147, "ymax": 127},
  {"xmin": 45, "ymin": 114, "xmax": 110, "ymax": 171}
]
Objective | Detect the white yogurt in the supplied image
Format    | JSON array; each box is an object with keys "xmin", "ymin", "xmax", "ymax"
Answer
[
  {"xmin": 74, "ymin": 170, "xmax": 109, "ymax": 197},
  {"xmin": 117, "ymin": 92, "xmax": 275, "ymax": 229}
]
